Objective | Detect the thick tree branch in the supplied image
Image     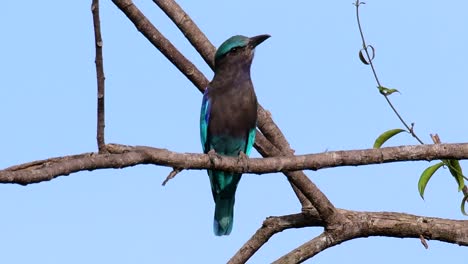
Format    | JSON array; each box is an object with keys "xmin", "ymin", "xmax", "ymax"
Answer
[
  {"xmin": 3, "ymin": 143, "xmax": 468, "ymax": 185},
  {"xmin": 253, "ymin": 132, "xmax": 282, "ymax": 157},
  {"xmin": 274, "ymin": 210, "xmax": 468, "ymax": 263},
  {"xmin": 227, "ymin": 209, "xmax": 468, "ymax": 263},
  {"xmin": 91, "ymin": 0, "xmax": 107, "ymax": 152}
]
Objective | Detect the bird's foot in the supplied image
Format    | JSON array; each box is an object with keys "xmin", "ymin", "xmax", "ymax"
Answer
[
  {"xmin": 237, "ymin": 151, "xmax": 249, "ymax": 173},
  {"xmin": 208, "ymin": 149, "xmax": 221, "ymax": 165}
]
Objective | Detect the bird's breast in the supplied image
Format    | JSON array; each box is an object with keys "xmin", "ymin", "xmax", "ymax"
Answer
[{"xmin": 208, "ymin": 83, "xmax": 257, "ymax": 138}]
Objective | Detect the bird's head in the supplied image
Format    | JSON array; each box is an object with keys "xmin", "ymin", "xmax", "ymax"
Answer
[{"xmin": 214, "ymin": 34, "xmax": 270, "ymax": 70}]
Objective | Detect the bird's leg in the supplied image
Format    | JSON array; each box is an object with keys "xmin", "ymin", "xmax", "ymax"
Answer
[{"xmin": 237, "ymin": 151, "xmax": 249, "ymax": 173}]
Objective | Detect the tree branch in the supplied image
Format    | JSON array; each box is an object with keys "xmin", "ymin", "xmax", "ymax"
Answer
[
  {"xmin": 111, "ymin": 0, "xmax": 209, "ymax": 93},
  {"xmin": 91, "ymin": 0, "xmax": 107, "ymax": 152},
  {"xmin": 273, "ymin": 232, "xmax": 331, "ymax": 264},
  {"xmin": 274, "ymin": 210, "xmax": 468, "ymax": 263},
  {"xmin": 227, "ymin": 208, "xmax": 468, "ymax": 263},
  {"xmin": 3, "ymin": 143, "xmax": 468, "ymax": 185},
  {"xmin": 153, "ymin": 0, "xmax": 216, "ymax": 70},
  {"xmin": 228, "ymin": 213, "xmax": 321, "ymax": 264}
]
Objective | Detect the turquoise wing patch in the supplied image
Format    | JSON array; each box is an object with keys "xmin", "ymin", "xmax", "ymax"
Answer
[
  {"xmin": 245, "ymin": 127, "xmax": 256, "ymax": 156},
  {"xmin": 200, "ymin": 89, "xmax": 211, "ymax": 153}
]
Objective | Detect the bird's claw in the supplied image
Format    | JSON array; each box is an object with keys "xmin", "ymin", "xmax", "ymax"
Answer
[{"xmin": 208, "ymin": 149, "xmax": 221, "ymax": 164}]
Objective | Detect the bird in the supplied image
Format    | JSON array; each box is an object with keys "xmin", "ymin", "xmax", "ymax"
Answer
[{"xmin": 200, "ymin": 34, "xmax": 270, "ymax": 236}]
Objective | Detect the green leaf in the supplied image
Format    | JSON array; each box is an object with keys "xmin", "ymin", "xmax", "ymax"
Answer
[
  {"xmin": 461, "ymin": 194, "xmax": 468, "ymax": 216},
  {"xmin": 418, "ymin": 162, "xmax": 444, "ymax": 199},
  {"xmin": 378, "ymin": 86, "xmax": 400, "ymax": 96},
  {"xmin": 359, "ymin": 45, "xmax": 375, "ymax": 65},
  {"xmin": 359, "ymin": 50, "xmax": 370, "ymax": 65},
  {"xmin": 373, "ymin": 128, "xmax": 406, "ymax": 148},
  {"xmin": 446, "ymin": 160, "xmax": 465, "ymax": 191}
]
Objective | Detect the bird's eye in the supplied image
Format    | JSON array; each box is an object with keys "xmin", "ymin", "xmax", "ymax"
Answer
[{"xmin": 230, "ymin": 47, "xmax": 240, "ymax": 53}]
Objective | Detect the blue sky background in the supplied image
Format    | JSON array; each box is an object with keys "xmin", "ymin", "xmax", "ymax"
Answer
[{"xmin": 1, "ymin": 1, "xmax": 467, "ymax": 263}]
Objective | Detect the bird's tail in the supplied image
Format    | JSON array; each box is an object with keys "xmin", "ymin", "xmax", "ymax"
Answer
[{"xmin": 213, "ymin": 195, "xmax": 235, "ymax": 236}]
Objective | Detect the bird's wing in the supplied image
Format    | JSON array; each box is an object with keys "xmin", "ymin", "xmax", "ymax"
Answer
[
  {"xmin": 245, "ymin": 127, "xmax": 256, "ymax": 155},
  {"xmin": 200, "ymin": 89, "xmax": 211, "ymax": 153}
]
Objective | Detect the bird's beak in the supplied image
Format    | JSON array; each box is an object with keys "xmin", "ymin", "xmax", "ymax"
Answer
[{"xmin": 249, "ymin": 34, "xmax": 271, "ymax": 48}]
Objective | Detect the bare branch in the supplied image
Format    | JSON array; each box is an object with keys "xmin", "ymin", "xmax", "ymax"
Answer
[
  {"xmin": 273, "ymin": 232, "xmax": 331, "ymax": 264},
  {"xmin": 254, "ymin": 133, "xmax": 314, "ymax": 209},
  {"xmin": 254, "ymin": 131, "xmax": 281, "ymax": 157},
  {"xmin": 420, "ymin": 234, "xmax": 429, "ymax": 249},
  {"xmin": 162, "ymin": 168, "xmax": 182, "ymax": 186},
  {"xmin": 228, "ymin": 213, "xmax": 321, "ymax": 264},
  {"xmin": 274, "ymin": 210, "xmax": 468, "ymax": 263},
  {"xmin": 230, "ymin": 208, "xmax": 468, "ymax": 263},
  {"xmin": 91, "ymin": 0, "xmax": 107, "ymax": 152},
  {"xmin": 3, "ymin": 143, "xmax": 468, "ymax": 185},
  {"xmin": 153, "ymin": 0, "xmax": 216, "ymax": 70},
  {"xmin": 111, "ymin": 0, "xmax": 209, "ymax": 93}
]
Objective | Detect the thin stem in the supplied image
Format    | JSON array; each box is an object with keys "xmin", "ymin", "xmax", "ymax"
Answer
[
  {"xmin": 354, "ymin": 1, "xmax": 424, "ymax": 144},
  {"xmin": 355, "ymin": 1, "xmax": 467, "ymax": 206}
]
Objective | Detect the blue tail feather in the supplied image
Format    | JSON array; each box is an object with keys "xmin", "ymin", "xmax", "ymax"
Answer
[
  {"xmin": 213, "ymin": 195, "xmax": 235, "ymax": 236},
  {"xmin": 209, "ymin": 169, "xmax": 239, "ymax": 236}
]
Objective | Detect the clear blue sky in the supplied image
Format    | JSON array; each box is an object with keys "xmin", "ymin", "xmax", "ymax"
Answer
[{"xmin": 1, "ymin": 1, "xmax": 467, "ymax": 263}]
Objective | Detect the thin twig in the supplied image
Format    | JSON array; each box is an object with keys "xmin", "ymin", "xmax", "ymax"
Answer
[
  {"xmin": 355, "ymin": 0, "xmax": 467, "ymax": 216},
  {"xmin": 91, "ymin": 0, "xmax": 107, "ymax": 152},
  {"xmin": 162, "ymin": 168, "xmax": 182, "ymax": 186},
  {"xmin": 354, "ymin": 1, "xmax": 424, "ymax": 144},
  {"xmin": 419, "ymin": 234, "xmax": 429, "ymax": 249}
]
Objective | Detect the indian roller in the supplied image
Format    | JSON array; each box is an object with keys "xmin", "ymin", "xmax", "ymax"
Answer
[{"xmin": 200, "ymin": 34, "xmax": 270, "ymax": 236}]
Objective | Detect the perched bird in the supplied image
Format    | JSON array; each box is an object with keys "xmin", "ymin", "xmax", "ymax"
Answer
[{"xmin": 200, "ymin": 34, "xmax": 270, "ymax": 236}]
